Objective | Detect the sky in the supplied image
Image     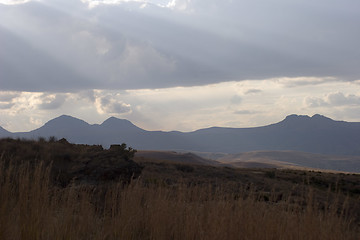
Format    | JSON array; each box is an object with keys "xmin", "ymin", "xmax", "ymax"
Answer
[{"xmin": 1, "ymin": 0, "xmax": 360, "ymax": 132}]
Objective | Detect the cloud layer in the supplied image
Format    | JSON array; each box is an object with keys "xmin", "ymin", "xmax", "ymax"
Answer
[{"xmin": 1, "ymin": 0, "xmax": 360, "ymax": 92}]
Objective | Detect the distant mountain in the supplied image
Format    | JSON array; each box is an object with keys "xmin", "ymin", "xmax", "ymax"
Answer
[
  {"xmin": 185, "ymin": 114, "xmax": 360, "ymax": 155},
  {"xmin": 0, "ymin": 126, "xmax": 11, "ymax": 137},
  {"xmin": 2, "ymin": 114, "xmax": 360, "ymax": 156},
  {"xmin": 26, "ymin": 115, "xmax": 92, "ymax": 141},
  {"xmin": 101, "ymin": 117, "xmax": 143, "ymax": 131}
]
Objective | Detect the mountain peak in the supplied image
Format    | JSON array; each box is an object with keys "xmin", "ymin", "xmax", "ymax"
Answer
[
  {"xmin": 42, "ymin": 115, "xmax": 90, "ymax": 129},
  {"xmin": 101, "ymin": 117, "xmax": 142, "ymax": 131},
  {"xmin": 55, "ymin": 114, "xmax": 80, "ymax": 120},
  {"xmin": 279, "ymin": 114, "xmax": 336, "ymax": 126},
  {"xmin": 311, "ymin": 114, "xmax": 333, "ymax": 121},
  {"xmin": 50, "ymin": 114, "xmax": 87, "ymax": 122},
  {"xmin": 102, "ymin": 116, "xmax": 131, "ymax": 125},
  {"xmin": 283, "ymin": 114, "xmax": 335, "ymax": 122},
  {"xmin": 283, "ymin": 114, "xmax": 311, "ymax": 122}
]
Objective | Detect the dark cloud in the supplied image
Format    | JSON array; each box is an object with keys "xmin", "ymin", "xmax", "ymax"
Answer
[
  {"xmin": 77, "ymin": 90, "xmax": 96, "ymax": 102},
  {"xmin": 277, "ymin": 77, "xmax": 338, "ymax": 88},
  {"xmin": 1, "ymin": 0, "xmax": 360, "ymax": 92},
  {"xmin": 0, "ymin": 26, "xmax": 96, "ymax": 92},
  {"xmin": 0, "ymin": 92, "xmax": 19, "ymax": 110},
  {"xmin": 245, "ymin": 89, "xmax": 262, "ymax": 95},
  {"xmin": 38, "ymin": 94, "xmax": 67, "ymax": 110},
  {"xmin": 98, "ymin": 96, "xmax": 131, "ymax": 114},
  {"xmin": 327, "ymin": 92, "xmax": 360, "ymax": 106},
  {"xmin": 234, "ymin": 110, "xmax": 259, "ymax": 115},
  {"xmin": 0, "ymin": 92, "xmax": 20, "ymax": 102},
  {"xmin": 109, "ymin": 102, "xmax": 132, "ymax": 114},
  {"xmin": 305, "ymin": 92, "xmax": 360, "ymax": 108},
  {"xmin": 0, "ymin": 102, "xmax": 15, "ymax": 109},
  {"xmin": 230, "ymin": 95, "xmax": 242, "ymax": 105},
  {"xmin": 304, "ymin": 97, "xmax": 326, "ymax": 108}
]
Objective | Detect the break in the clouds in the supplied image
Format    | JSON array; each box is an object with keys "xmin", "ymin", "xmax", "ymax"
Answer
[
  {"xmin": 1, "ymin": 0, "xmax": 360, "ymax": 92},
  {"xmin": 1, "ymin": 78, "xmax": 360, "ymax": 132}
]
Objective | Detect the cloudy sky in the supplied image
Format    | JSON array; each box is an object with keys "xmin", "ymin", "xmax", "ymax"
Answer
[{"xmin": 1, "ymin": 0, "xmax": 360, "ymax": 132}]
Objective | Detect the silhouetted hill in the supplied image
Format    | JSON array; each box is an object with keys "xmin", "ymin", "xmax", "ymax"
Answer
[{"xmin": 2, "ymin": 114, "xmax": 360, "ymax": 157}]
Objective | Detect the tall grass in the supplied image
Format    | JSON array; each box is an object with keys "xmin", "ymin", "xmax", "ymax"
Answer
[{"xmin": 0, "ymin": 161, "xmax": 358, "ymax": 240}]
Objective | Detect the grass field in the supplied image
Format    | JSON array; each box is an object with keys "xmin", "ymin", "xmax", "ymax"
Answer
[
  {"xmin": 0, "ymin": 139, "xmax": 359, "ymax": 239},
  {"xmin": 1, "ymin": 161, "xmax": 359, "ymax": 239}
]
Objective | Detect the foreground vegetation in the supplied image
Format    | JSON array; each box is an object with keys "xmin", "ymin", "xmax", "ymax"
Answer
[{"xmin": 0, "ymin": 139, "xmax": 359, "ymax": 239}]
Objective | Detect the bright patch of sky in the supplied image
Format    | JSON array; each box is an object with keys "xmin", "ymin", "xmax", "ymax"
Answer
[{"xmin": 1, "ymin": 78, "xmax": 360, "ymax": 132}]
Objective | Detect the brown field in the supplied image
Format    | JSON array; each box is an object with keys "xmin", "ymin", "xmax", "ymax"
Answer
[{"xmin": 1, "ymin": 139, "xmax": 360, "ymax": 239}]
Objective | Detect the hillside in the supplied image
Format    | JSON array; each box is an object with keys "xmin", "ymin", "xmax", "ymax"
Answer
[{"xmin": 135, "ymin": 150, "xmax": 220, "ymax": 166}]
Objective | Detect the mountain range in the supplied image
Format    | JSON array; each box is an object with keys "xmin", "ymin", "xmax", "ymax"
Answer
[{"xmin": 1, "ymin": 114, "xmax": 360, "ymax": 156}]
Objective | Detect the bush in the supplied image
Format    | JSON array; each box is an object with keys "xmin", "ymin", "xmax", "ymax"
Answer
[
  {"xmin": 175, "ymin": 164, "xmax": 194, "ymax": 173},
  {"xmin": 265, "ymin": 170, "xmax": 276, "ymax": 178}
]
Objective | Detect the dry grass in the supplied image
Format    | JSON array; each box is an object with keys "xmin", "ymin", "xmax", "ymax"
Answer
[{"xmin": 0, "ymin": 160, "xmax": 359, "ymax": 240}]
